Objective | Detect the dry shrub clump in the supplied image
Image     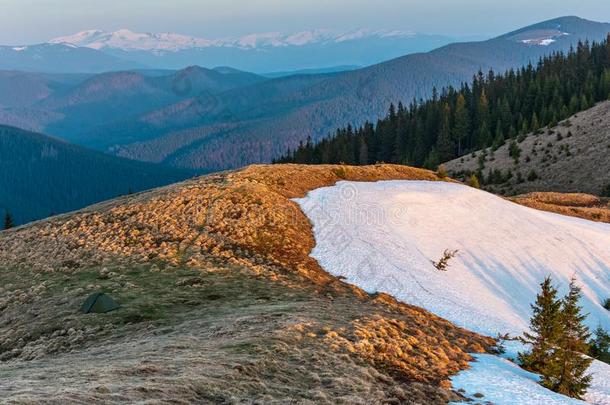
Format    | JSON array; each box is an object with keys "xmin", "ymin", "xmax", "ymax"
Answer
[
  {"xmin": 510, "ymin": 192, "xmax": 610, "ymax": 223},
  {"xmin": 0, "ymin": 164, "xmax": 494, "ymax": 402}
]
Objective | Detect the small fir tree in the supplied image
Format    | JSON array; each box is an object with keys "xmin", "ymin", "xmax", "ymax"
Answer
[
  {"xmin": 551, "ymin": 278, "xmax": 592, "ymax": 399},
  {"xmin": 519, "ymin": 276, "xmax": 563, "ymax": 373}
]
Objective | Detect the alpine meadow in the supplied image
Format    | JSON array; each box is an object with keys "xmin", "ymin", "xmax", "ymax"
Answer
[{"xmin": 0, "ymin": 2, "xmax": 609, "ymax": 404}]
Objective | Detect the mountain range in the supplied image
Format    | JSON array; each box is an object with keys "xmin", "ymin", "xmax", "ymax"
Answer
[
  {"xmin": 3, "ymin": 28, "xmax": 455, "ymax": 74},
  {"xmin": 2, "ymin": 16, "xmax": 609, "ymax": 172}
]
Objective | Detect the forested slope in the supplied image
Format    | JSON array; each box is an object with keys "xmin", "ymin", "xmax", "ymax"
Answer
[
  {"xmin": 0, "ymin": 125, "xmax": 190, "ymax": 224},
  {"xmin": 277, "ymin": 37, "xmax": 610, "ymax": 176}
]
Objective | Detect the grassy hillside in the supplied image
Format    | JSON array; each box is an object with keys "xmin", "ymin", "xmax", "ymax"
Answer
[
  {"xmin": 0, "ymin": 125, "xmax": 190, "ymax": 224},
  {"xmin": 2, "ymin": 163, "xmax": 606, "ymax": 402},
  {"xmin": 445, "ymin": 101, "xmax": 610, "ymax": 197},
  {"xmin": 0, "ymin": 164, "xmax": 494, "ymax": 403}
]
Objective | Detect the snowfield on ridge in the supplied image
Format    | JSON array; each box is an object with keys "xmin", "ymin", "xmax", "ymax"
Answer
[{"xmin": 295, "ymin": 180, "xmax": 610, "ymax": 404}]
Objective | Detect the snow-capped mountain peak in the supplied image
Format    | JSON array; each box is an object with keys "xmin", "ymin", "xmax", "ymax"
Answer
[
  {"xmin": 50, "ymin": 29, "xmax": 217, "ymax": 51},
  {"xmin": 49, "ymin": 28, "xmax": 418, "ymax": 52}
]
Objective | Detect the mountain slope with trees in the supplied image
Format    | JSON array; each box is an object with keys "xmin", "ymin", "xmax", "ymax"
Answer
[
  {"xmin": 107, "ymin": 16, "xmax": 610, "ymax": 170},
  {"xmin": 444, "ymin": 101, "xmax": 610, "ymax": 196},
  {"xmin": 277, "ymin": 35, "xmax": 610, "ymax": 182},
  {"xmin": 0, "ymin": 125, "xmax": 190, "ymax": 225}
]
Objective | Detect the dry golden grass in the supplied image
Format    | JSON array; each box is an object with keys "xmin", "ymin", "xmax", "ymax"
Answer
[
  {"xmin": 0, "ymin": 164, "xmax": 494, "ymax": 403},
  {"xmin": 510, "ymin": 192, "xmax": 610, "ymax": 223},
  {"xmin": 515, "ymin": 192, "xmax": 601, "ymax": 207}
]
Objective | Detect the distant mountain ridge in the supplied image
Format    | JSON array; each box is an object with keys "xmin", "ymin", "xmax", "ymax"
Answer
[
  {"xmin": 2, "ymin": 16, "xmax": 610, "ymax": 172},
  {"xmin": 1, "ymin": 28, "xmax": 455, "ymax": 73},
  {"xmin": 59, "ymin": 28, "xmax": 455, "ymax": 73},
  {"xmin": 0, "ymin": 43, "xmax": 144, "ymax": 73},
  {"xmin": 49, "ymin": 28, "xmax": 422, "ymax": 51}
]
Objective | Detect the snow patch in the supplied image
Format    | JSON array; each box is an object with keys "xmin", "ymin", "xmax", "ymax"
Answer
[
  {"xmin": 296, "ymin": 181, "xmax": 610, "ymax": 337},
  {"xmin": 522, "ymin": 38, "xmax": 556, "ymax": 46},
  {"xmin": 295, "ymin": 180, "xmax": 610, "ymax": 403},
  {"xmin": 586, "ymin": 360, "xmax": 610, "ymax": 404},
  {"xmin": 450, "ymin": 354, "xmax": 585, "ymax": 404},
  {"xmin": 520, "ymin": 31, "xmax": 569, "ymax": 46}
]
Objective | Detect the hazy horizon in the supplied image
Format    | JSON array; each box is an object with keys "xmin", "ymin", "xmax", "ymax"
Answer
[{"xmin": 2, "ymin": 0, "xmax": 610, "ymax": 45}]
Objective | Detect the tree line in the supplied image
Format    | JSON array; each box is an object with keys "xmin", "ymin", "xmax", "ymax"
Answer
[{"xmin": 275, "ymin": 35, "xmax": 610, "ymax": 168}]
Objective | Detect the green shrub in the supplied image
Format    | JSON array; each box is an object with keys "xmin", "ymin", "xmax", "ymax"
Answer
[{"xmin": 527, "ymin": 169, "xmax": 539, "ymax": 182}]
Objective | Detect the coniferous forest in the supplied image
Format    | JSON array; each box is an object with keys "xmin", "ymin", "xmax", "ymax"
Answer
[{"xmin": 276, "ymin": 36, "xmax": 610, "ymax": 168}]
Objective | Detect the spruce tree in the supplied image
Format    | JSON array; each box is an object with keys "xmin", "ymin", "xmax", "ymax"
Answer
[
  {"xmin": 3, "ymin": 211, "xmax": 14, "ymax": 230},
  {"xmin": 519, "ymin": 276, "xmax": 563, "ymax": 373},
  {"xmin": 491, "ymin": 121, "xmax": 504, "ymax": 151},
  {"xmin": 436, "ymin": 103, "xmax": 454, "ymax": 162},
  {"xmin": 551, "ymin": 278, "xmax": 592, "ymax": 399},
  {"xmin": 590, "ymin": 326, "xmax": 610, "ymax": 364},
  {"xmin": 453, "ymin": 94, "xmax": 470, "ymax": 155}
]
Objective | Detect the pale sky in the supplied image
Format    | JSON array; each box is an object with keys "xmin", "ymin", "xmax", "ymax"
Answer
[{"xmin": 2, "ymin": 0, "xmax": 610, "ymax": 44}]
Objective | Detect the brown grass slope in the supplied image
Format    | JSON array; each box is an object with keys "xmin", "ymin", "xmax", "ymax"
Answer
[
  {"xmin": 445, "ymin": 100, "xmax": 610, "ymax": 197},
  {"xmin": 0, "ymin": 164, "xmax": 494, "ymax": 404},
  {"xmin": 508, "ymin": 192, "xmax": 610, "ymax": 223}
]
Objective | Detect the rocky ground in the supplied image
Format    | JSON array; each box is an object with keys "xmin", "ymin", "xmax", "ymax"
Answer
[{"xmin": 0, "ymin": 164, "xmax": 495, "ymax": 404}]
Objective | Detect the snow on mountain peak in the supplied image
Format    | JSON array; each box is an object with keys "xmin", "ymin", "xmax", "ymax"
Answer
[
  {"xmin": 50, "ymin": 29, "xmax": 217, "ymax": 51},
  {"xmin": 511, "ymin": 29, "xmax": 570, "ymax": 46},
  {"xmin": 49, "ymin": 28, "xmax": 419, "ymax": 52}
]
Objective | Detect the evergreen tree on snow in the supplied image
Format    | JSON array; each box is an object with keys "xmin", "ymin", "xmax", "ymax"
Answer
[
  {"xmin": 590, "ymin": 325, "xmax": 610, "ymax": 364},
  {"xmin": 519, "ymin": 276, "xmax": 563, "ymax": 373},
  {"xmin": 550, "ymin": 278, "xmax": 592, "ymax": 399}
]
